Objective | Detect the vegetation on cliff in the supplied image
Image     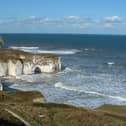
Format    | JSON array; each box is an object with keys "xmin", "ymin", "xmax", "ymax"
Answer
[
  {"xmin": 0, "ymin": 91, "xmax": 126, "ymax": 126},
  {"xmin": 0, "ymin": 49, "xmax": 59, "ymax": 62}
]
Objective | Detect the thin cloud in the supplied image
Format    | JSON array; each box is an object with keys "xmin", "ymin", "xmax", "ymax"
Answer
[
  {"xmin": 0, "ymin": 16, "xmax": 93, "ymax": 26},
  {"xmin": 103, "ymin": 16, "xmax": 122, "ymax": 23},
  {"xmin": 97, "ymin": 16, "xmax": 125, "ymax": 29},
  {"xmin": 104, "ymin": 23, "xmax": 113, "ymax": 28},
  {"xmin": 0, "ymin": 16, "xmax": 125, "ymax": 33}
]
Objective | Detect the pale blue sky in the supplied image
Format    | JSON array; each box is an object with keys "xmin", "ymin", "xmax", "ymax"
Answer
[{"xmin": 0, "ymin": 0, "xmax": 126, "ymax": 34}]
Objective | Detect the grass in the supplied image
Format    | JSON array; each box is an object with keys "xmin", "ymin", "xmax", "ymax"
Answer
[
  {"xmin": 0, "ymin": 91, "xmax": 126, "ymax": 126},
  {"xmin": 0, "ymin": 91, "xmax": 44, "ymax": 104},
  {"xmin": 0, "ymin": 49, "xmax": 59, "ymax": 62},
  {"xmin": 0, "ymin": 108, "xmax": 25, "ymax": 126},
  {"xmin": 96, "ymin": 104, "xmax": 126, "ymax": 122}
]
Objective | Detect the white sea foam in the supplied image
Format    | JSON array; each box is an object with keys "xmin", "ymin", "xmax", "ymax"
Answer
[
  {"xmin": 107, "ymin": 62, "xmax": 115, "ymax": 65},
  {"xmin": 62, "ymin": 67, "xmax": 73, "ymax": 73},
  {"xmin": 54, "ymin": 82, "xmax": 126, "ymax": 102},
  {"xmin": 37, "ymin": 49, "xmax": 80, "ymax": 55},
  {"xmin": 59, "ymin": 67, "xmax": 80, "ymax": 74},
  {"xmin": 9, "ymin": 46, "xmax": 80, "ymax": 55},
  {"xmin": 17, "ymin": 76, "xmax": 34, "ymax": 83},
  {"xmin": 10, "ymin": 46, "xmax": 39, "ymax": 50},
  {"xmin": 84, "ymin": 48, "xmax": 96, "ymax": 51}
]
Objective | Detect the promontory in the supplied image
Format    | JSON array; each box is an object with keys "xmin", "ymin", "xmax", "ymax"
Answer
[{"xmin": 0, "ymin": 49, "xmax": 61, "ymax": 76}]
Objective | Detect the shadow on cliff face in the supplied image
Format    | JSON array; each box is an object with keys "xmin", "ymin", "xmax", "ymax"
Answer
[
  {"xmin": 61, "ymin": 65, "xmax": 66, "ymax": 71},
  {"xmin": 0, "ymin": 119, "xmax": 25, "ymax": 126},
  {"xmin": 2, "ymin": 81, "xmax": 18, "ymax": 91},
  {"xmin": 34, "ymin": 67, "xmax": 42, "ymax": 74}
]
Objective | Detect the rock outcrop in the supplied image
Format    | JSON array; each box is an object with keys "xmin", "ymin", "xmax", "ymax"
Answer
[
  {"xmin": 0, "ymin": 36, "xmax": 4, "ymax": 48},
  {"xmin": 0, "ymin": 49, "xmax": 61, "ymax": 76},
  {"xmin": 0, "ymin": 79, "xmax": 3, "ymax": 91}
]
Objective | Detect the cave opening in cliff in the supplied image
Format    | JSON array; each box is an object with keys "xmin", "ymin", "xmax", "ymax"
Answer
[{"xmin": 34, "ymin": 67, "xmax": 41, "ymax": 74}]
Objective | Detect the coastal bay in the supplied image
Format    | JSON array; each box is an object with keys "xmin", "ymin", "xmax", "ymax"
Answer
[
  {"xmin": 0, "ymin": 34, "xmax": 126, "ymax": 125},
  {"xmin": 1, "ymin": 34, "xmax": 126, "ymax": 108}
]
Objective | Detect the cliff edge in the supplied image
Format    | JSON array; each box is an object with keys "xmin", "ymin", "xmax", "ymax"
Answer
[{"xmin": 0, "ymin": 91, "xmax": 126, "ymax": 126}]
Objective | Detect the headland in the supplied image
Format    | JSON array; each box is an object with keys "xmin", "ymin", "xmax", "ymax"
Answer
[{"xmin": 0, "ymin": 49, "xmax": 61, "ymax": 76}]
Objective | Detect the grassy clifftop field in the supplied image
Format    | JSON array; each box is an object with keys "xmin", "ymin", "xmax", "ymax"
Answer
[{"xmin": 0, "ymin": 91, "xmax": 126, "ymax": 126}]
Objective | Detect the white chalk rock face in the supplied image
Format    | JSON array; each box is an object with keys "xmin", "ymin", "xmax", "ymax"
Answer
[
  {"xmin": 0, "ymin": 49, "xmax": 61, "ymax": 76},
  {"xmin": 0, "ymin": 62, "xmax": 8, "ymax": 76},
  {"xmin": 16, "ymin": 60, "xmax": 23, "ymax": 75},
  {"xmin": 8, "ymin": 60, "xmax": 17, "ymax": 76},
  {"xmin": 0, "ymin": 80, "xmax": 3, "ymax": 91},
  {"xmin": 23, "ymin": 62, "xmax": 34, "ymax": 75},
  {"xmin": 40, "ymin": 63, "xmax": 55, "ymax": 73},
  {"xmin": 58, "ymin": 57, "xmax": 61, "ymax": 71}
]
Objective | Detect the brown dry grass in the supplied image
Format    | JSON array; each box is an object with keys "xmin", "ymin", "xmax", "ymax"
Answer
[
  {"xmin": 0, "ymin": 49, "xmax": 59, "ymax": 61},
  {"xmin": 0, "ymin": 91, "xmax": 126, "ymax": 126}
]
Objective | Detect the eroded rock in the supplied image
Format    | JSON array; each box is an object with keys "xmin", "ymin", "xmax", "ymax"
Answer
[{"xmin": 0, "ymin": 49, "xmax": 61, "ymax": 76}]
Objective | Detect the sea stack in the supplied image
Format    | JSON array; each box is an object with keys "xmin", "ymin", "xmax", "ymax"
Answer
[
  {"xmin": 0, "ymin": 79, "xmax": 3, "ymax": 91},
  {"xmin": 0, "ymin": 36, "xmax": 4, "ymax": 48},
  {"xmin": 0, "ymin": 49, "xmax": 61, "ymax": 76}
]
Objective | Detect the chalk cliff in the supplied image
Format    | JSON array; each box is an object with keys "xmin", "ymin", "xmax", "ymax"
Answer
[{"xmin": 0, "ymin": 49, "xmax": 61, "ymax": 76}]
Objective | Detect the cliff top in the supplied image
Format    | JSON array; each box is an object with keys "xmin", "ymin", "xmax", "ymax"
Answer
[
  {"xmin": 0, "ymin": 91, "xmax": 126, "ymax": 126},
  {"xmin": 0, "ymin": 36, "xmax": 4, "ymax": 46},
  {"xmin": 0, "ymin": 49, "xmax": 60, "ymax": 61}
]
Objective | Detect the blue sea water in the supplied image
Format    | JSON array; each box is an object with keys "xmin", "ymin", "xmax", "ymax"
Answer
[{"xmin": 2, "ymin": 33, "xmax": 126, "ymax": 108}]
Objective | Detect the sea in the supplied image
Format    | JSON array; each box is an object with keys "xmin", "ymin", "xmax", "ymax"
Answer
[{"xmin": 2, "ymin": 33, "xmax": 126, "ymax": 108}]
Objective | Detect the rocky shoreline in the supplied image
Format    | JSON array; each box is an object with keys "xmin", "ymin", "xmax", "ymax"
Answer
[
  {"xmin": 0, "ymin": 79, "xmax": 3, "ymax": 91},
  {"xmin": 0, "ymin": 77, "xmax": 126, "ymax": 125}
]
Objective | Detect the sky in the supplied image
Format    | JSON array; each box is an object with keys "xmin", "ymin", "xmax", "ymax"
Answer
[{"xmin": 0, "ymin": 0, "xmax": 126, "ymax": 34}]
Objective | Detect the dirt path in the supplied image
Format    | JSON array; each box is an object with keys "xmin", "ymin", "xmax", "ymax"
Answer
[{"xmin": 5, "ymin": 108, "xmax": 31, "ymax": 126}]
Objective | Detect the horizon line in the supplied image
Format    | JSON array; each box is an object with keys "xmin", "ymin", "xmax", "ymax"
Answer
[{"xmin": 0, "ymin": 33, "xmax": 126, "ymax": 36}]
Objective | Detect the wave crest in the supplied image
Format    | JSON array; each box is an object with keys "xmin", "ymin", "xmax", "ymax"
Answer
[
  {"xmin": 10, "ymin": 46, "xmax": 39, "ymax": 50},
  {"xmin": 9, "ymin": 46, "xmax": 80, "ymax": 55},
  {"xmin": 60, "ymin": 67, "xmax": 74, "ymax": 74},
  {"xmin": 54, "ymin": 82, "xmax": 126, "ymax": 102},
  {"xmin": 107, "ymin": 62, "xmax": 115, "ymax": 65}
]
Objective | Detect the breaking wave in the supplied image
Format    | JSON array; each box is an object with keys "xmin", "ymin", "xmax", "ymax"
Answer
[
  {"xmin": 84, "ymin": 48, "xmax": 96, "ymax": 51},
  {"xmin": 9, "ymin": 46, "xmax": 80, "ymax": 55},
  {"xmin": 10, "ymin": 46, "xmax": 39, "ymax": 50},
  {"xmin": 54, "ymin": 82, "xmax": 126, "ymax": 102},
  {"xmin": 59, "ymin": 67, "xmax": 74, "ymax": 74},
  {"xmin": 107, "ymin": 62, "xmax": 115, "ymax": 65}
]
